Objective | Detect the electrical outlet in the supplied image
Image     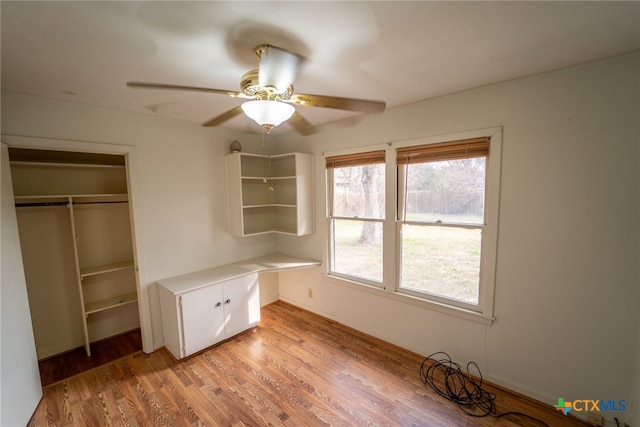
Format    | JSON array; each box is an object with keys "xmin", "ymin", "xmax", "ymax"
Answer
[
  {"xmin": 587, "ymin": 412, "xmax": 604, "ymax": 427},
  {"xmin": 308, "ymin": 288, "xmax": 313, "ymax": 298}
]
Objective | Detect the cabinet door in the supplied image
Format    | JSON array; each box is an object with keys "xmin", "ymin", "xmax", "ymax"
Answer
[
  {"xmin": 180, "ymin": 284, "xmax": 225, "ymax": 357},
  {"xmin": 223, "ymin": 273, "xmax": 260, "ymax": 338},
  {"xmin": 1, "ymin": 143, "xmax": 43, "ymax": 425}
]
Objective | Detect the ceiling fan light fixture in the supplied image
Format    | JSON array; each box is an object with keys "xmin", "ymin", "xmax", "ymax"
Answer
[{"xmin": 241, "ymin": 100, "xmax": 295, "ymax": 128}]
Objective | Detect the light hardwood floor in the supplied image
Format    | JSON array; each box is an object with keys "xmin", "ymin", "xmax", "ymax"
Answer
[
  {"xmin": 38, "ymin": 329, "xmax": 142, "ymax": 387},
  {"xmin": 29, "ymin": 301, "xmax": 589, "ymax": 426}
]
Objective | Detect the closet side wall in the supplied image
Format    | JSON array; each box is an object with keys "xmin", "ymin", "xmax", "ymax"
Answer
[{"xmin": 16, "ymin": 205, "xmax": 83, "ymax": 358}]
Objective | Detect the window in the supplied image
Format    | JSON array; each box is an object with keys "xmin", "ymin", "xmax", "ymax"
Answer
[
  {"xmin": 326, "ymin": 130, "xmax": 501, "ymax": 321},
  {"xmin": 326, "ymin": 151, "xmax": 385, "ymax": 286},
  {"xmin": 397, "ymin": 138, "xmax": 489, "ymax": 309}
]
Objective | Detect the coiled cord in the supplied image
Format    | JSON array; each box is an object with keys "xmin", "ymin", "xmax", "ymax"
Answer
[{"xmin": 420, "ymin": 352, "xmax": 550, "ymax": 427}]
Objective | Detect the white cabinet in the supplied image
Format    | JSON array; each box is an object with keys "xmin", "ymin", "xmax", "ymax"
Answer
[
  {"xmin": 226, "ymin": 152, "xmax": 314, "ymax": 236},
  {"xmin": 158, "ymin": 272, "xmax": 260, "ymax": 360}
]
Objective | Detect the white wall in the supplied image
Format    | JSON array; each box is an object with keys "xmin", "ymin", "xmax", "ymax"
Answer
[
  {"xmin": 277, "ymin": 52, "xmax": 640, "ymax": 424},
  {"xmin": 0, "ymin": 95, "xmax": 275, "ymax": 351}
]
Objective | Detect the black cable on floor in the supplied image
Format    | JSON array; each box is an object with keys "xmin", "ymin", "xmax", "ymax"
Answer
[{"xmin": 420, "ymin": 351, "xmax": 550, "ymax": 427}]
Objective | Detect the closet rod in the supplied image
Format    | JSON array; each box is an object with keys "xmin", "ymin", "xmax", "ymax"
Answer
[
  {"xmin": 15, "ymin": 201, "xmax": 69, "ymax": 208},
  {"xmin": 15, "ymin": 200, "xmax": 128, "ymax": 208}
]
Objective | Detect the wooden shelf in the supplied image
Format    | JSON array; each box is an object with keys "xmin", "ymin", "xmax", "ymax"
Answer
[
  {"xmin": 243, "ymin": 226, "xmax": 299, "ymax": 236},
  {"xmin": 73, "ymin": 194, "xmax": 128, "ymax": 204},
  {"xmin": 15, "ymin": 195, "xmax": 69, "ymax": 201},
  {"xmin": 80, "ymin": 260, "xmax": 134, "ymax": 278},
  {"xmin": 243, "ymin": 204, "xmax": 296, "ymax": 209},
  {"xmin": 84, "ymin": 292, "xmax": 138, "ymax": 315},
  {"xmin": 10, "ymin": 161, "xmax": 125, "ymax": 169},
  {"xmin": 242, "ymin": 176, "xmax": 296, "ymax": 180}
]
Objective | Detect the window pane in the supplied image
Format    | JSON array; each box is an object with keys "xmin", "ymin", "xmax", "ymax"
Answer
[
  {"xmin": 333, "ymin": 164, "xmax": 385, "ymax": 219},
  {"xmin": 332, "ymin": 219, "xmax": 383, "ymax": 283},
  {"xmin": 400, "ymin": 224, "xmax": 481, "ymax": 305},
  {"xmin": 403, "ymin": 158, "xmax": 485, "ymax": 224}
]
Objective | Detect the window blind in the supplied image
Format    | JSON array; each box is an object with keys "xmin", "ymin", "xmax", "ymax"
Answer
[
  {"xmin": 396, "ymin": 137, "xmax": 490, "ymax": 165},
  {"xmin": 325, "ymin": 150, "xmax": 386, "ymax": 169}
]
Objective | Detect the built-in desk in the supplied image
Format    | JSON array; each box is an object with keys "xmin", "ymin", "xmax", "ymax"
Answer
[{"xmin": 157, "ymin": 253, "xmax": 320, "ymax": 359}]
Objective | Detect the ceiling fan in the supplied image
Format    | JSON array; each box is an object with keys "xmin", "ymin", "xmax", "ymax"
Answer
[{"xmin": 127, "ymin": 44, "xmax": 386, "ymax": 135}]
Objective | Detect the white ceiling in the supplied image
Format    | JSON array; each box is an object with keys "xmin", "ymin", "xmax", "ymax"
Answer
[{"xmin": 2, "ymin": 1, "xmax": 639, "ymax": 135}]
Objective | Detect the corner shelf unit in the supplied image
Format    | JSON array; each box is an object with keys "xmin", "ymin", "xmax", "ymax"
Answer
[{"xmin": 226, "ymin": 152, "xmax": 314, "ymax": 237}]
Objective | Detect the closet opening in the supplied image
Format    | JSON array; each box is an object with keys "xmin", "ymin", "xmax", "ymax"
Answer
[{"xmin": 8, "ymin": 147, "xmax": 143, "ymax": 386}]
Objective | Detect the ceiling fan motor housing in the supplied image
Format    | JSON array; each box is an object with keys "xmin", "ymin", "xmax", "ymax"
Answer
[
  {"xmin": 241, "ymin": 69, "xmax": 293, "ymax": 100},
  {"xmin": 254, "ymin": 44, "xmax": 303, "ymax": 95}
]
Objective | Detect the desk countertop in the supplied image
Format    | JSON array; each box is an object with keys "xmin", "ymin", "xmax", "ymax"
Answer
[{"xmin": 156, "ymin": 253, "xmax": 321, "ymax": 294}]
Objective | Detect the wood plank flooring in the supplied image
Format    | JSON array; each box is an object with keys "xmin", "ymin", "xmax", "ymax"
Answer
[
  {"xmin": 38, "ymin": 329, "xmax": 142, "ymax": 387},
  {"xmin": 29, "ymin": 301, "xmax": 589, "ymax": 426}
]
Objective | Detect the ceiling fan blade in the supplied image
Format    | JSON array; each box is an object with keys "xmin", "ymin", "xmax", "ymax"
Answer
[
  {"xmin": 127, "ymin": 81, "xmax": 250, "ymax": 99},
  {"xmin": 256, "ymin": 45, "xmax": 303, "ymax": 94},
  {"xmin": 289, "ymin": 93, "xmax": 386, "ymax": 114},
  {"xmin": 202, "ymin": 106, "xmax": 244, "ymax": 127},
  {"xmin": 288, "ymin": 111, "xmax": 317, "ymax": 136}
]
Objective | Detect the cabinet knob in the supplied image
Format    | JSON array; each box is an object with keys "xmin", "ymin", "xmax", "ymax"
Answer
[
  {"xmin": 225, "ymin": 299, "xmax": 231, "ymax": 304},
  {"xmin": 215, "ymin": 302, "xmax": 222, "ymax": 307}
]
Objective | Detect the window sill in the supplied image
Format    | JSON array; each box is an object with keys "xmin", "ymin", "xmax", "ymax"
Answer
[{"xmin": 324, "ymin": 273, "xmax": 495, "ymax": 326}]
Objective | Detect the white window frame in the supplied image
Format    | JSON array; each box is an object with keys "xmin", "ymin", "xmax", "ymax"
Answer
[
  {"xmin": 326, "ymin": 149, "xmax": 388, "ymax": 288},
  {"xmin": 324, "ymin": 128, "xmax": 502, "ymax": 324},
  {"xmin": 396, "ymin": 158, "xmax": 486, "ymax": 311}
]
